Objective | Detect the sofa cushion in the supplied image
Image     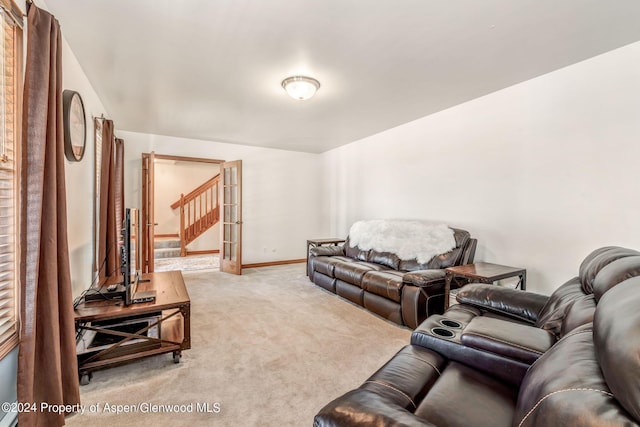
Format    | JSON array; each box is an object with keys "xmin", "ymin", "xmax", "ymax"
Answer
[
  {"xmin": 592, "ymin": 255, "xmax": 640, "ymax": 302},
  {"xmin": 578, "ymin": 246, "xmax": 640, "ymax": 295},
  {"xmin": 415, "ymin": 362, "xmax": 518, "ymax": 427},
  {"xmin": 344, "ymin": 237, "xmax": 370, "ymax": 261},
  {"xmin": 594, "ymin": 277, "xmax": 640, "ymax": 422},
  {"xmin": 311, "ymin": 255, "xmax": 355, "ymax": 277},
  {"xmin": 363, "ymin": 293, "xmax": 403, "ymax": 324},
  {"xmin": 514, "ymin": 323, "xmax": 634, "ymax": 427},
  {"xmin": 362, "ymin": 270, "xmax": 405, "ymax": 302},
  {"xmin": 367, "ymin": 249, "xmax": 401, "ymax": 270},
  {"xmin": 333, "ymin": 261, "xmax": 389, "ymax": 287},
  {"xmin": 534, "ymin": 277, "xmax": 583, "ymax": 335},
  {"xmin": 558, "ymin": 294, "xmax": 596, "ymax": 338},
  {"xmin": 536, "ymin": 249, "xmax": 640, "ymax": 337},
  {"xmin": 460, "ymin": 316, "xmax": 555, "ymax": 365}
]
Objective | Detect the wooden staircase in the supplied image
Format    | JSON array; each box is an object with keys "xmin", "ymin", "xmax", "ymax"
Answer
[
  {"xmin": 170, "ymin": 174, "xmax": 221, "ymax": 256},
  {"xmin": 154, "ymin": 236, "xmax": 181, "ymax": 259}
]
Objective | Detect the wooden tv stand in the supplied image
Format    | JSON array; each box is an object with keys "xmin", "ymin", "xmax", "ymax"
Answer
[{"xmin": 74, "ymin": 270, "xmax": 191, "ymax": 385}]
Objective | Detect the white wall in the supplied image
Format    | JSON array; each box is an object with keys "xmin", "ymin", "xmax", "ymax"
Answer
[
  {"xmin": 322, "ymin": 41, "xmax": 640, "ymax": 295},
  {"xmin": 61, "ymin": 30, "xmax": 108, "ymax": 297},
  {"xmin": 120, "ymin": 131, "xmax": 326, "ymax": 264}
]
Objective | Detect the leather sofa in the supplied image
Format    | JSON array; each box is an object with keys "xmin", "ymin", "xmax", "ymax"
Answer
[
  {"xmin": 410, "ymin": 245, "xmax": 640, "ymax": 384},
  {"xmin": 308, "ymin": 227, "xmax": 477, "ymax": 329},
  {"xmin": 315, "ymin": 246, "xmax": 640, "ymax": 426}
]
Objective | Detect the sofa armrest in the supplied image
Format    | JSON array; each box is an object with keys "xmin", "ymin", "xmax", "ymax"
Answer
[
  {"xmin": 314, "ymin": 389, "xmax": 437, "ymax": 427},
  {"xmin": 461, "ymin": 316, "xmax": 555, "ymax": 365},
  {"xmin": 401, "ymin": 270, "xmax": 447, "ymax": 328},
  {"xmin": 315, "ymin": 345, "xmax": 442, "ymax": 427},
  {"xmin": 461, "ymin": 238, "xmax": 478, "ymax": 265},
  {"xmin": 456, "ymin": 283, "xmax": 548, "ymax": 324},
  {"xmin": 411, "ymin": 314, "xmax": 530, "ymax": 386},
  {"xmin": 309, "ymin": 245, "xmax": 344, "ymax": 257},
  {"xmin": 403, "ymin": 269, "xmax": 446, "ymax": 287}
]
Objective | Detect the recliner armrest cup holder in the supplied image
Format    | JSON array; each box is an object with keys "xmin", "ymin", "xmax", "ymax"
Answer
[
  {"xmin": 413, "ymin": 315, "xmax": 468, "ymax": 344},
  {"xmin": 429, "ymin": 318, "xmax": 463, "ymax": 337},
  {"xmin": 412, "ymin": 313, "xmax": 534, "ymax": 388},
  {"xmin": 440, "ymin": 319, "xmax": 462, "ymax": 329},
  {"xmin": 431, "ymin": 327, "xmax": 456, "ymax": 338}
]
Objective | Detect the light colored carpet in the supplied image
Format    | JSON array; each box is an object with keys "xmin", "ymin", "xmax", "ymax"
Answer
[
  {"xmin": 66, "ymin": 264, "xmax": 411, "ymax": 426},
  {"xmin": 154, "ymin": 254, "xmax": 220, "ymax": 272}
]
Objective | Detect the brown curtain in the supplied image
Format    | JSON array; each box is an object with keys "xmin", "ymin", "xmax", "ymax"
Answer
[
  {"xmin": 97, "ymin": 121, "xmax": 124, "ymax": 283},
  {"xmin": 18, "ymin": 5, "xmax": 80, "ymax": 427},
  {"xmin": 114, "ymin": 137, "xmax": 125, "ymax": 240}
]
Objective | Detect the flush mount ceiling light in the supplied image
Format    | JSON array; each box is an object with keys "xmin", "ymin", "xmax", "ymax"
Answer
[{"xmin": 281, "ymin": 76, "xmax": 320, "ymax": 100}]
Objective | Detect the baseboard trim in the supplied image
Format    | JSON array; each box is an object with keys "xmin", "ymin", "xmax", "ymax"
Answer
[
  {"xmin": 186, "ymin": 249, "xmax": 220, "ymax": 256},
  {"xmin": 242, "ymin": 259, "xmax": 305, "ymax": 269},
  {"xmin": 155, "ymin": 234, "xmax": 179, "ymax": 238}
]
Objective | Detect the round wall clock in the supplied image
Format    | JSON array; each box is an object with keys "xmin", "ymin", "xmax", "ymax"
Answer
[{"xmin": 62, "ymin": 90, "xmax": 86, "ymax": 162}]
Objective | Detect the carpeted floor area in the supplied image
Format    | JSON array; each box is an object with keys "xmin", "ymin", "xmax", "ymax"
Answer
[
  {"xmin": 154, "ymin": 254, "xmax": 220, "ymax": 272},
  {"xmin": 66, "ymin": 264, "xmax": 411, "ymax": 426}
]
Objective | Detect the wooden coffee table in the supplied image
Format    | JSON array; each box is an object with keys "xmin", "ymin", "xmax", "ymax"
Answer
[
  {"xmin": 444, "ymin": 262, "xmax": 526, "ymax": 308},
  {"xmin": 74, "ymin": 270, "xmax": 191, "ymax": 384}
]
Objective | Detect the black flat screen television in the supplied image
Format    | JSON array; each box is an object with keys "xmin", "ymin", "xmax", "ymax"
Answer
[
  {"xmin": 120, "ymin": 208, "xmax": 133, "ymax": 304},
  {"xmin": 121, "ymin": 208, "xmax": 155, "ymax": 305}
]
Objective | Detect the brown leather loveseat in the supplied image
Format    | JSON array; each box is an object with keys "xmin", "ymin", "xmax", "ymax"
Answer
[
  {"xmin": 315, "ymin": 246, "xmax": 640, "ymax": 426},
  {"xmin": 308, "ymin": 224, "xmax": 476, "ymax": 329}
]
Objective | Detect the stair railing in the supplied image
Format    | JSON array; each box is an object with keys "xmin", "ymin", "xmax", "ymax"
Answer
[{"xmin": 170, "ymin": 174, "xmax": 221, "ymax": 256}]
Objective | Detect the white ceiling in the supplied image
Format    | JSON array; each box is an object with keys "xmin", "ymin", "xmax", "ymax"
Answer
[{"xmin": 45, "ymin": 0, "xmax": 640, "ymax": 153}]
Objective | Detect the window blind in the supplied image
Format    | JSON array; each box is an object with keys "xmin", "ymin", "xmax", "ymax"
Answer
[{"xmin": 0, "ymin": 2, "xmax": 21, "ymax": 359}]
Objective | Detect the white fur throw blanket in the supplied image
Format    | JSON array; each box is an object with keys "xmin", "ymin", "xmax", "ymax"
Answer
[{"xmin": 348, "ymin": 220, "xmax": 456, "ymax": 263}]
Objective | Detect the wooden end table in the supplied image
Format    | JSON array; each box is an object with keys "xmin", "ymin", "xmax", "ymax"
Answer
[
  {"xmin": 444, "ymin": 262, "xmax": 526, "ymax": 308},
  {"xmin": 306, "ymin": 238, "xmax": 345, "ymax": 276}
]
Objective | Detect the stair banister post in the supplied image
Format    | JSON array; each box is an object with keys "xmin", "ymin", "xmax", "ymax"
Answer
[
  {"xmin": 180, "ymin": 193, "xmax": 186, "ymax": 257},
  {"xmin": 170, "ymin": 174, "xmax": 222, "ymax": 254}
]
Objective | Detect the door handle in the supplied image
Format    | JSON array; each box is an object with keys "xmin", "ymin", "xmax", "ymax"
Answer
[{"xmin": 147, "ymin": 223, "xmax": 158, "ymax": 226}]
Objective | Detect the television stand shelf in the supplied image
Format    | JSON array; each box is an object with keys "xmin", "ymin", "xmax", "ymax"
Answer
[{"xmin": 74, "ymin": 270, "xmax": 191, "ymax": 385}]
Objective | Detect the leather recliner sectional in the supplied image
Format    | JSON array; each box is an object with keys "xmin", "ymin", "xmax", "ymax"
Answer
[
  {"xmin": 314, "ymin": 246, "xmax": 640, "ymax": 426},
  {"xmin": 308, "ymin": 227, "xmax": 477, "ymax": 329}
]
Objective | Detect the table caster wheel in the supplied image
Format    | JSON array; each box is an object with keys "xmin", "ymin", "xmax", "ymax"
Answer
[
  {"xmin": 80, "ymin": 373, "xmax": 92, "ymax": 386},
  {"xmin": 173, "ymin": 352, "xmax": 181, "ymax": 364}
]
